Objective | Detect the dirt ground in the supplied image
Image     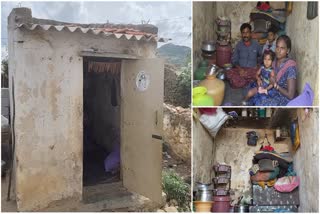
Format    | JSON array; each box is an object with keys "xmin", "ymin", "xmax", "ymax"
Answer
[{"xmin": 162, "ymin": 150, "xmax": 191, "ymax": 185}]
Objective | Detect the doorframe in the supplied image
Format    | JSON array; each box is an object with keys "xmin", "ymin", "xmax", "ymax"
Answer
[{"xmin": 81, "ymin": 53, "xmax": 136, "ymax": 197}]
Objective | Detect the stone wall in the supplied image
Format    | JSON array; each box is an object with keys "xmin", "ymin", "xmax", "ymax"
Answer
[
  {"xmin": 163, "ymin": 103, "xmax": 191, "ymax": 163},
  {"xmin": 286, "ymin": 2, "xmax": 319, "ymax": 105},
  {"xmin": 294, "ymin": 108, "xmax": 319, "ymax": 212},
  {"xmin": 164, "ymin": 64, "xmax": 189, "ymax": 108}
]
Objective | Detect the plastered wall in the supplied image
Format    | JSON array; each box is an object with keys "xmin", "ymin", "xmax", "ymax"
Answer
[
  {"xmin": 8, "ymin": 8, "xmax": 156, "ymax": 211},
  {"xmin": 192, "ymin": 2, "xmax": 217, "ymax": 72},
  {"xmin": 214, "ymin": 127, "xmax": 291, "ymax": 200},
  {"xmin": 216, "ymin": 1, "xmax": 256, "ymax": 43},
  {"xmin": 192, "ymin": 116, "xmax": 215, "ymax": 189},
  {"xmin": 294, "ymin": 108, "xmax": 319, "ymax": 212},
  {"xmin": 286, "ymin": 2, "xmax": 319, "ymax": 105}
]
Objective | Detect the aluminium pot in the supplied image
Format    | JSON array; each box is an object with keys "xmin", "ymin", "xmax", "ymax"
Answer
[
  {"xmin": 201, "ymin": 40, "xmax": 216, "ymax": 53},
  {"xmin": 234, "ymin": 205, "xmax": 249, "ymax": 213}
]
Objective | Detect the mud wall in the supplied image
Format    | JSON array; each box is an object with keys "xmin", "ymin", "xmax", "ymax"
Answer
[
  {"xmin": 286, "ymin": 2, "xmax": 319, "ymax": 105},
  {"xmin": 294, "ymin": 108, "xmax": 319, "ymax": 212},
  {"xmin": 163, "ymin": 103, "xmax": 191, "ymax": 162},
  {"xmin": 192, "ymin": 2, "xmax": 217, "ymax": 72},
  {"xmin": 8, "ymin": 8, "xmax": 155, "ymax": 211}
]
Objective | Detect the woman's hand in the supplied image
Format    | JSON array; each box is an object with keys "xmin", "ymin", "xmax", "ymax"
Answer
[{"xmin": 258, "ymin": 87, "xmax": 268, "ymax": 94}]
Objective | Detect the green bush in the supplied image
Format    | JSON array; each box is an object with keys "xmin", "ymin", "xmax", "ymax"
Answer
[{"xmin": 162, "ymin": 170, "xmax": 191, "ymax": 211}]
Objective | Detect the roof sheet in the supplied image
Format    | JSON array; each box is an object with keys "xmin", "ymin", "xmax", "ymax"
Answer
[{"xmin": 17, "ymin": 23, "xmax": 169, "ymax": 42}]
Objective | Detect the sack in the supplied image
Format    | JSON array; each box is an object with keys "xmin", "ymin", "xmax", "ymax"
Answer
[
  {"xmin": 274, "ymin": 176, "xmax": 300, "ymax": 192},
  {"xmin": 199, "ymin": 108, "xmax": 229, "ymax": 137}
]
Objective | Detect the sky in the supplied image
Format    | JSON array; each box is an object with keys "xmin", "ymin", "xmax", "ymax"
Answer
[{"xmin": 1, "ymin": 1, "xmax": 192, "ymax": 58}]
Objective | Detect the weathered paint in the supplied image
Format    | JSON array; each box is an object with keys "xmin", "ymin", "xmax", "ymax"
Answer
[
  {"xmin": 214, "ymin": 128, "xmax": 291, "ymax": 201},
  {"xmin": 286, "ymin": 2, "xmax": 319, "ymax": 105},
  {"xmin": 192, "ymin": 116, "xmax": 215, "ymax": 189},
  {"xmin": 8, "ymin": 8, "xmax": 156, "ymax": 211},
  {"xmin": 192, "ymin": 2, "xmax": 217, "ymax": 72},
  {"xmin": 294, "ymin": 108, "xmax": 319, "ymax": 212},
  {"xmin": 216, "ymin": 1, "xmax": 256, "ymax": 43}
]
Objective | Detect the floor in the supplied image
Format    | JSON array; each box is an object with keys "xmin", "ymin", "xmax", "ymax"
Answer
[
  {"xmin": 1, "ymin": 173, "xmax": 158, "ymax": 212},
  {"xmin": 222, "ymin": 81, "xmax": 246, "ymax": 106},
  {"xmin": 83, "ymin": 143, "xmax": 120, "ymax": 186}
]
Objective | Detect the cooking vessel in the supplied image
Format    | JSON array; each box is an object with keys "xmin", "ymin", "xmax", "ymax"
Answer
[
  {"xmin": 216, "ymin": 72, "xmax": 226, "ymax": 80},
  {"xmin": 196, "ymin": 182, "xmax": 213, "ymax": 202},
  {"xmin": 201, "ymin": 40, "xmax": 216, "ymax": 53},
  {"xmin": 234, "ymin": 205, "xmax": 249, "ymax": 213}
]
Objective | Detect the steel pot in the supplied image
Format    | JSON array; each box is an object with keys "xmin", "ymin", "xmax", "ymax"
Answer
[
  {"xmin": 234, "ymin": 205, "xmax": 249, "ymax": 213},
  {"xmin": 201, "ymin": 40, "xmax": 216, "ymax": 53},
  {"xmin": 217, "ymin": 72, "xmax": 226, "ymax": 80},
  {"xmin": 196, "ymin": 182, "xmax": 213, "ymax": 202}
]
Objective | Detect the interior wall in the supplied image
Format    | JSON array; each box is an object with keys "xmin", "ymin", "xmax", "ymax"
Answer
[
  {"xmin": 286, "ymin": 2, "xmax": 319, "ymax": 105},
  {"xmin": 192, "ymin": 1, "xmax": 217, "ymax": 72},
  {"xmin": 192, "ymin": 116, "xmax": 215, "ymax": 189},
  {"xmin": 216, "ymin": 1, "xmax": 256, "ymax": 47},
  {"xmin": 214, "ymin": 127, "xmax": 291, "ymax": 200},
  {"xmin": 294, "ymin": 108, "xmax": 319, "ymax": 212},
  {"xmin": 84, "ymin": 65, "xmax": 120, "ymax": 152}
]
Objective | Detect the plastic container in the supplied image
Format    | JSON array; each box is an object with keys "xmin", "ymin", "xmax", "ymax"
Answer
[
  {"xmin": 216, "ymin": 44, "xmax": 232, "ymax": 68},
  {"xmin": 194, "ymin": 201, "xmax": 213, "ymax": 212},
  {"xmin": 192, "ymin": 87, "xmax": 214, "ymax": 106},
  {"xmin": 199, "ymin": 75, "xmax": 225, "ymax": 106},
  {"xmin": 212, "ymin": 196, "xmax": 231, "ymax": 212},
  {"xmin": 194, "ymin": 61, "xmax": 208, "ymax": 80}
]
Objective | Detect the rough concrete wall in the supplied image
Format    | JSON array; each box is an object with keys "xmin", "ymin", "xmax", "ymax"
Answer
[
  {"xmin": 192, "ymin": 116, "xmax": 215, "ymax": 188},
  {"xmin": 286, "ymin": 2, "xmax": 319, "ymax": 105},
  {"xmin": 214, "ymin": 128, "xmax": 291, "ymax": 200},
  {"xmin": 216, "ymin": 2, "xmax": 256, "ymax": 46},
  {"xmin": 294, "ymin": 108, "xmax": 319, "ymax": 212},
  {"xmin": 9, "ymin": 9, "xmax": 155, "ymax": 211},
  {"xmin": 163, "ymin": 103, "xmax": 191, "ymax": 162},
  {"xmin": 192, "ymin": 2, "xmax": 217, "ymax": 72}
]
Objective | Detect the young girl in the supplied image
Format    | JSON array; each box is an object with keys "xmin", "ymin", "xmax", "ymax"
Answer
[{"xmin": 243, "ymin": 50, "xmax": 276, "ymax": 104}]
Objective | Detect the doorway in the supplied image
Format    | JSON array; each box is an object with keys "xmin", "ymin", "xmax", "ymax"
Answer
[{"xmin": 83, "ymin": 57, "xmax": 124, "ymax": 202}]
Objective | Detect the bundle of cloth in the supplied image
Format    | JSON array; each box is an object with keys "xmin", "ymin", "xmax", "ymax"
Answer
[
  {"xmin": 249, "ymin": 148, "xmax": 299, "ymax": 193},
  {"xmin": 225, "ymin": 67, "xmax": 258, "ymax": 89}
]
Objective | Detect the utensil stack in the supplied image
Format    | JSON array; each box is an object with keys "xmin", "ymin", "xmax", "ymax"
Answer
[
  {"xmin": 212, "ymin": 163, "xmax": 231, "ymax": 196},
  {"xmin": 216, "ymin": 17, "xmax": 231, "ymax": 46}
]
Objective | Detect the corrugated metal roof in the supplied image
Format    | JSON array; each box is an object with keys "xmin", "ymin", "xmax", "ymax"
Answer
[{"xmin": 17, "ymin": 23, "xmax": 169, "ymax": 42}]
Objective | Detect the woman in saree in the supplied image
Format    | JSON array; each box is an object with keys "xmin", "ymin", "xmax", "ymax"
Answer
[{"xmin": 249, "ymin": 35, "xmax": 297, "ymax": 106}]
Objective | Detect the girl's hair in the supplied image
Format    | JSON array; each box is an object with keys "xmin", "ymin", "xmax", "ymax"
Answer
[
  {"xmin": 263, "ymin": 50, "xmax": 275, "ymax": 61},
  {"xmin": 276, "ymin": 35, "xmax": 292, "ymax": 52}
]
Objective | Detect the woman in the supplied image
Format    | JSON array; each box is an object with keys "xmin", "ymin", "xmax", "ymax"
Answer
[{"xmin": 248, "ymin": 35, "xmax": 297, "ymax": 106}]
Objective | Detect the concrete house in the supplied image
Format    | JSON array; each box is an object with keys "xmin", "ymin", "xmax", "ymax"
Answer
[{"xmin": 7, "ymin": 7, "xmax": 166, "ymax": 211}]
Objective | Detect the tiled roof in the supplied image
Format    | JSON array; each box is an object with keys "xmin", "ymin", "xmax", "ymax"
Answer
[{"xmin": 17, "ymin": 23, "xmax": 169, "ymax": 42}]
